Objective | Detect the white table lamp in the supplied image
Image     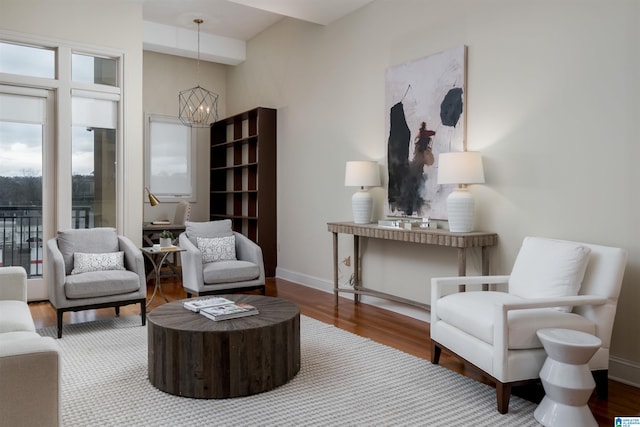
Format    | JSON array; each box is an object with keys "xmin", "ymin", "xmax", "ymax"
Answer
[
  {"xmin": 345, "ymin": 161, "xmax": 380, "ymax": 224},
  {"xmin": 437, "ymin": 151, "xmax": 485, "ymax": 232}
]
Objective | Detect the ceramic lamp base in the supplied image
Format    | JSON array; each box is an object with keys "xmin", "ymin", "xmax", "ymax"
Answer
[
  {"xmin": 352, "ymin": 189, "xmax": 373, "ymax": 224},
  {"xmin": 446, "ymin": 188, "xmax": 475, "ymax": 232}
]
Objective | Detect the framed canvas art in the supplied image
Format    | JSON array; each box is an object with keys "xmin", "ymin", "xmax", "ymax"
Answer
[{"xmin": 385, "ymin": 45, "xmax": 467, "ymax": 219}]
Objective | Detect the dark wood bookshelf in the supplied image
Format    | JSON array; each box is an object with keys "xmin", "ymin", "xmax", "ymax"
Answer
[{"xmin": 210, "ymin": 107, "xmax": 277, "ymax": 276}]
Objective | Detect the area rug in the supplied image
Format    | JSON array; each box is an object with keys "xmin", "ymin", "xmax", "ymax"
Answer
[{"xmin": 38, "ymin": 316, "xmax": 539, "ymax": 426}]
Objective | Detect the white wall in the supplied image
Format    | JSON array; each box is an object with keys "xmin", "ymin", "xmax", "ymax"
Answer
[
  {"xmin": 142, "ymin": 51, "xmax": 228, "ymax": 223},
  {"xmin": 0, "ymin": 0, "xmax": 144, "ymax": 244},
  {"xmin": 226, "ymin": 0, "xmax": 640, "ymax": 384}
]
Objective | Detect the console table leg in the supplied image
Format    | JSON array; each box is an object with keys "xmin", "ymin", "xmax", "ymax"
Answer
[
  {"xmin": 457, "ymin": 248, "xmax": 466, "ymax": 292},
  {"xmin": 353, "ymin": 236, "xmax": 360, "ymax": 304},
  {"xmin": 482, "ymin": 246, "xmax": 490, "ymax": 291},
  {"xmin": 332, "ymin": 232, "xmax": 339, "ymax": 306}
]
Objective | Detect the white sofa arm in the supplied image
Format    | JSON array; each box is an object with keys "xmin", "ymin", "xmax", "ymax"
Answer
[
  {"xmin": 0, "ymin": 266, "xmax": 28, "ymax": 302},
  {"xmin": 0, "ymin": 336, "xmax": 60, "ymax": 427}
]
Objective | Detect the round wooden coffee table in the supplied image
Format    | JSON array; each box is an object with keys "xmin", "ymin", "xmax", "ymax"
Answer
[{"xmin": 147, "ymin": 294, "xmax": 300, "ymax": 398}]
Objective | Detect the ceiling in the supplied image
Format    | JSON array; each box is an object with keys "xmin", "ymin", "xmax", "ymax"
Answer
[{"xmin": 141, "ymin": 0, "xmax": 374, "ymax": 65}]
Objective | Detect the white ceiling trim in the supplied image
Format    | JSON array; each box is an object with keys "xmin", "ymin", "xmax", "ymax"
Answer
[
  {"xmin": 143, "ymin": 20, "xmax": 246, "ymax": 66},
  {"xmin": 226, "ymin": 0, "xmax": 375, "ymax": 26}
]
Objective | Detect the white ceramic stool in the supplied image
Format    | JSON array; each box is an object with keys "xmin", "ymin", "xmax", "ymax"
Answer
[{"xmin": 534, "ymin": 328, "xmax": 602, "ymax": 427}]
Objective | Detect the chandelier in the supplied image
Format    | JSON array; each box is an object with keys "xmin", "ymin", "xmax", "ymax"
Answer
[{"xmin": 179, "ymin": 19, "xmax": 219, "ymax": 127}]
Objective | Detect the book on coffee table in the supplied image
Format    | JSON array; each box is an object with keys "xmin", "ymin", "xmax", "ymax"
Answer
[
  {"xmin": 183, "ymin": 297, "xmax": 234, "ymax": 313},
  {"xmin": 199, "ymin": 303, "xmax": 259, "ymax": 321}
]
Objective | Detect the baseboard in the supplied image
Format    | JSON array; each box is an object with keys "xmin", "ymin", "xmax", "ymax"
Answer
[
  {"xmin": 610, "ymin": 356, "xmax": 640, "ymax": 388},
  {"xmin": 275, "ymin": 267, "xmax": 430, "ymax": 323},
  {"xmin": 276, "ymin": 267, "xmax": 640, "ymax": 387}
]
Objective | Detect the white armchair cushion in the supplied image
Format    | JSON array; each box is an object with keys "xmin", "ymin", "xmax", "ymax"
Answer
[
  {"xmin": 71, "ymin": 251, "xmax": 125, "ymax": 274},
  {"xmin": 197, "ymin": 236, "xmax": 236, "ymax": 263},
  {"xmin": 437, "ymin": 291, "xmax": 596, "ymax": 349},
  {"xmin": 509, "ymin": 237, "xmax": 591, "ymax": 312}
]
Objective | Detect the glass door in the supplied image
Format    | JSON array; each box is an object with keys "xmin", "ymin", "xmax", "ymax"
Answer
[{"xmin": 0, "ymin": 87, "xmax": 53, "ymax": 299}]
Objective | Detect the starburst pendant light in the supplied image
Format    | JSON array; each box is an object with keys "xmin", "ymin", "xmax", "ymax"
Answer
[{"xmin": 179, "ymin": 19, "xmax": 219, "ymax": 127}]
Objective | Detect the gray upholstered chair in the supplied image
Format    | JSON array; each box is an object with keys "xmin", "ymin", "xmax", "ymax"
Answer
[
  {"xmin": 46, "ymin": 227, "xmax": 147, "ymax": 338},
  {"xmin": 430, "ymin": 237, "xmax": 627, "ymax": 414},
  {"xmin": 179, "ymin": 220, "xmax": 265, "ymax": 297}
]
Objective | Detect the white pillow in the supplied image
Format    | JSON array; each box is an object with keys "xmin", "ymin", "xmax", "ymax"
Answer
[
  {"xmin": 71, "ymin": 251, "xmax": 126, "ymax": 274},
  {"xmin": 508, "ymin": 237, "xmax": 591, "ymax": 312},
  {"xmin": 197, "ymin": 235, "xmax": 236, "ymax": 263}
]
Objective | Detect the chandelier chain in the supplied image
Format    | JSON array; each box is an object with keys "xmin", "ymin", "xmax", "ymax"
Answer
[{"xmin": 195, "ymin": 18, "xmax": 202, "ymax": 86}]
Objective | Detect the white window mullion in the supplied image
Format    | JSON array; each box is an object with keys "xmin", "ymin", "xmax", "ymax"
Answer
[{"xmin": 57, "ymin": 46, "xmax": 73, "ymax": 230}]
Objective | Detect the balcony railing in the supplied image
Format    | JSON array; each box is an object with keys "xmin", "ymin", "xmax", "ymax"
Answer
[{"xmin": 0, "ymin": 206, "xmax": 92, "ymax": 278}]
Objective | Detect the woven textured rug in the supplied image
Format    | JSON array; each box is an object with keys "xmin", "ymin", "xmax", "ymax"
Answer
[{"xmin": 38, "ymin": 315, "xmax": 538, "ymax": 426}]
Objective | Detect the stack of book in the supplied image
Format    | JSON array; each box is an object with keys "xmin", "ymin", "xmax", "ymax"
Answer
[
  {"xmin": 199, "ymin": 303, "xmax": 259, "ymax": 321},
  {"xmin": 183, "ymin": 297, "xmax": 234, "ymax": 312},
  {"xmin": 183, "ymin": 297, "xmax": 259, "ymax": 321}
]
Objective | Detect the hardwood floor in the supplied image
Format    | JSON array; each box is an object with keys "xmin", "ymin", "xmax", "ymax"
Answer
[{"xmin": 29, "ymin": 277, "xmax": 640, "ymax": 425}]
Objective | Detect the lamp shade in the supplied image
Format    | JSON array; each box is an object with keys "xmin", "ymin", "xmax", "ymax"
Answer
[
  {"xmin": 344, "ymin": 161, "xmax": 381, "ymax": 188},
  {"xmin": 437, "ymin": 151, "xmax": 485, "ymax": 185},
  {"xmin": 146, "ymin": 187, "xmax": 160, "ymax": 206}
]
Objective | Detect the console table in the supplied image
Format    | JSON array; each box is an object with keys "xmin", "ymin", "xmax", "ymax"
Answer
[{"xmin": 327, "ymin": 221, "xmax": 498, "ymax": 308}]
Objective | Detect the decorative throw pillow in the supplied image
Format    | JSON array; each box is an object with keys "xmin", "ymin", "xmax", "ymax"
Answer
[
  {"xmin": 71, "ymin": 251, "xmax": 126, "ymax": 274},
  {"xmin": 508, "ymin": 237, "xmax": 591, "ymax": 312},
  {"xmin": 197, "ymin": 235, "xmax": 236, "ymax": 263}
]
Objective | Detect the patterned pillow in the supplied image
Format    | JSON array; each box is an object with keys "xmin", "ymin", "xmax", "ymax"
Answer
[
  {"xmin": 71, "ymin": 251, "xmax": 126, "ymax": 274},
  {"xmin": 197, "ymin": 235, "xmax": 236, "ymax": 263}
]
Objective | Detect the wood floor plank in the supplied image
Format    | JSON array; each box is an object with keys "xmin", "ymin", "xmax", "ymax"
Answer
[{"xmin": 29, "ymin": 277, "xmax": 640, "ymax": 425}]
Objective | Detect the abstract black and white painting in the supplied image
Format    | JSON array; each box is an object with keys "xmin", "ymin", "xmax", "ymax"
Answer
[{"xmin": 385, "ymin": 45, "xmax": 466, "ymax": 219}]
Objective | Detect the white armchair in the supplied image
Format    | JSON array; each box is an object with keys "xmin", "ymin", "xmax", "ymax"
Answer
[{"xmin": 430, "ymin": 237, "xmax": 627, "ymax": 414}]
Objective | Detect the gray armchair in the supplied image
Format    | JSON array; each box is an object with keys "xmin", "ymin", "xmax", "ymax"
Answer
[
  {"xmin": 179, "ymin": 220, "xmax": 265, "ymax": 297},
  {"xmin": 46, "ymin": 227, "xmax": 146, "ymax": 338}
]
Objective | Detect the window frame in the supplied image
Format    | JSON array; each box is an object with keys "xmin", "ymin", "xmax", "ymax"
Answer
[{"xmin": 144, "ymin": 113, "xmax": 197, "ymax": 202}]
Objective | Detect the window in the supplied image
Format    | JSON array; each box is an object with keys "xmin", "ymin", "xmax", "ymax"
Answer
[
  {"xmin": 0, "ymin": 42, "xmax": 55, "ymax": 79},
  {"xmin": 145, "ymin": 114, "xmax": 196, "ymax": 201},
  {"xmin": 72, "ymin": 53, "xmax": 117, "ymax": 86},
  {"xmin": 72, "ymin": 92, "xmax": 119, "ymax": 228},
  {"xmin": 1, "ymin": 32, "xmax": 123, "ymax": 298}
]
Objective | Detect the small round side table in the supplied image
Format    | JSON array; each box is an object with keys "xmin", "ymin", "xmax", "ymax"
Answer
[{"xmin": 534, "ymin": 328, "xmax": 602, "ymax": 427}]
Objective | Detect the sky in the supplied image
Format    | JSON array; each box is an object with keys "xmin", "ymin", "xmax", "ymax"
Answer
[{"xmin": 0, "ymin": 41, "xmax": 110, "ymax": 178}]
